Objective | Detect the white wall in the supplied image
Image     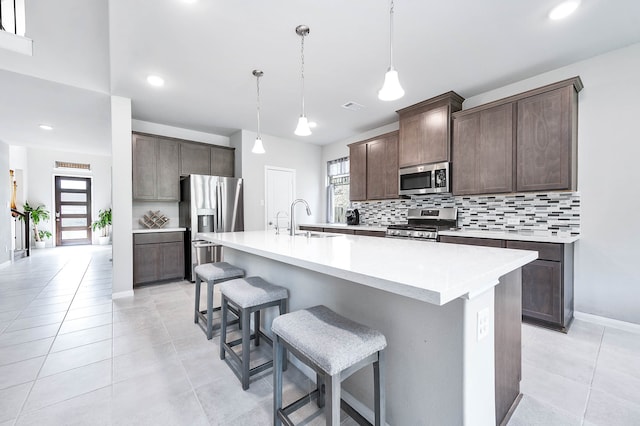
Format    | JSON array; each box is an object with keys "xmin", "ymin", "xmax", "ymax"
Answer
[
  {"xmin": 25, "ymin": 147, "xmax": 112, "ymax": 246},
  {"xmin": 0, "ymin": 140, "xmax": 11, "ymax": 264},
  {"xmin": 237, "ymin": 130, "xmax": 322, "ymax": 231},
  {"xmin": 461, "ymin": 42, "xmax": 640, "ymax": 324},
  {"xmin": 132, "ymin": 119, "xmax": 230, "ymax": 147}
]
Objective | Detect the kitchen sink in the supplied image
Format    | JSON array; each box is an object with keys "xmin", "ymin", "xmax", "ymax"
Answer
[{"xmin": 294, "ymin": 232, "xmax": 338, "ymax": 238}]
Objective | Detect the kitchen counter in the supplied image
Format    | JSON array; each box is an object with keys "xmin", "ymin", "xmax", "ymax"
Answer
[
  {"xmin": 202, "ymin": 230, "xmax": 534, "ymax": 424},
  {"xmin": 439, "ymin": 229, "xmax": 580, "ymax": 244},
  {"xmin": 203, "ymin": 230, "xmax": 536, "ymax": 305},
  {"xmin": 132, "ymin": 227, "xmax": 186, "ymax": 234},
  {"xmin": 299, "ymin": 223, "xmax": 388, "ymax": 232}
]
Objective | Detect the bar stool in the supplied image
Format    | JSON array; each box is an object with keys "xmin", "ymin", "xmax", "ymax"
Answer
[
  {"xmin": 194, "ymin": 262, "xmax": 244, "ymax": 339},
  {"xmin": 219, "ymin": 276, "xmax": 289, "ymax": 390},
  {"xmin": 272, "ymin": 305, "xmax": 387, "ymax": 426}
]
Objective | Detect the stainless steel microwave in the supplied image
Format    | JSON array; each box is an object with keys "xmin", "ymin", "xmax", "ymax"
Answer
[{"xmin": 398, "ymin": 162, "xmax": 450, "ymax": 196}]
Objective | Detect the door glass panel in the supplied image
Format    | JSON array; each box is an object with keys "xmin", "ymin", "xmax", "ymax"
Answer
[
  {"xmin": 61, "ymin": 230, "xmax": 88, "ymax": 240},
  {"xmin": 61, "ymin": 205, "xmax": 87, "ymax": 214},
  {"xmin": 61, "ymin": 218, "xmax": 87, "ymax": 227},
  {"xmin": 60, "ymin": 179, "xmax": 87, "ymax": 190},
  {"xmin": 60, "ymin": 192, "xmax": 87, "ymax": 202}
]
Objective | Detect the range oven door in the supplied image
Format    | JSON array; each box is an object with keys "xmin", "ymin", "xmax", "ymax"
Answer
[{"xmin": 399, "ymin": 162, "xmax": 450, "ymax": 196}]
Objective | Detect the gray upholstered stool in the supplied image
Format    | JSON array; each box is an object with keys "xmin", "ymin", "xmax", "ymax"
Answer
[
  {"xmin": 272, "ymin": 305, "xmax": 387, "ymax": 426},
  {"xmin": 219, "ymin": 276, "xmax": 289, "ymax": 390},
  {"xmin": 194, "ymin": 262, "xmax": 244, "ymax": 339}
]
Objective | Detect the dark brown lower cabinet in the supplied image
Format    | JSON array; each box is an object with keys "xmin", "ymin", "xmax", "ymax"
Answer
[
  {"xmin": 133, "ymin": 232, "xmax": 185, "ymax": 286},
  {"xmin": 298, "ymin": 226, "xmax": 386, "ymax": 237}
]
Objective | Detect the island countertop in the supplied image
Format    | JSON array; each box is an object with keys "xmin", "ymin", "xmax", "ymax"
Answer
[{"xmin": 201, "ymin": 230, "xmax": 537, "ymax": 305}]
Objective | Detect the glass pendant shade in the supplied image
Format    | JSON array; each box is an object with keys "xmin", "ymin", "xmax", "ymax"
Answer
[
  {"xmin": 378, "ymin": 68, "xmax": 405, "ymax": 101},
  {"xmin": 252, "ymin": 137, "xmax": 265, "ymax": 154},
  {"xmin": 295, "ymin": 116, "xmax": 312, "ymax": 136}
]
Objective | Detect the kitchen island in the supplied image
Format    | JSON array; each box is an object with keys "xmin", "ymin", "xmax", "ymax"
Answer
[{"xmin": 201, "ymin": 230, "xmax": 537, "ymax": 425}]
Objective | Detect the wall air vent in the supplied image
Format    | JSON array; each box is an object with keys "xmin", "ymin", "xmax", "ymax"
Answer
[
  {"xmin": 341, "ymin": 101, "xmax": 365, "ymax": 111},
  {"xmin": 55, "ymin": 161, "xmax": 91, "ymax": 170}
]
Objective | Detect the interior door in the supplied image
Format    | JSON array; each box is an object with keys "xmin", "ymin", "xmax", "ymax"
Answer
[
  {"xmin": 265, "ymin": 166, "xmax": 295, "ymax": 231},
  {"xmin": 55, "ymin": 176, "xmax": 92, "ymax": 246}
]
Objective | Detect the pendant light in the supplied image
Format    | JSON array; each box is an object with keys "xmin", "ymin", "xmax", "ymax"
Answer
[
  {"xmin": 294, "ymin": 25, "xmax": 312, "ymax": 136},
  {"xmin": 252, "ymin": 70, "xmax": 266, "ymax": 154},
  {"xmin": 378, "ymin": 0, "xmax": 404, "ymax": 101}
]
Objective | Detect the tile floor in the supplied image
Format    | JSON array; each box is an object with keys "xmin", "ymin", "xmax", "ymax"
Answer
[{"xmin": 0, "ymin": 246, "xmax": 639, "ymax": 425}]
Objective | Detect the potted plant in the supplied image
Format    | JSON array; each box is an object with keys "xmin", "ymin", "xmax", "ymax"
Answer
[
  {"xmin": 92, "ymin": 208, "xmax": 112, "ymax": 245},
  {"xmin": 22, "ymin": 202, "xmax": 51, "ymax": 248}
]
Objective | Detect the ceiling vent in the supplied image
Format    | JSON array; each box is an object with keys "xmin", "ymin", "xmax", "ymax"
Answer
[
  {"xmin": 341, "ymin": 101, "xmax": 365, "ymax": 111},
  {"xmin": 55, "ymin": 161, "xmax": 91, "ymax": 170}
]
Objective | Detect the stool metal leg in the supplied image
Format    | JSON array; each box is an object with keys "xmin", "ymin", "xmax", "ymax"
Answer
[
  {"xmin": 206, "ymin": 279, "xmax": 214, "ymax": 340},
  {"xmin": 280, "ymin": 299, "xmax": 288, "ymax": 371},
  {"xmin": 316, "ymin": 372, "xmax": 325, "ymax": 408},
  {"xmin": 241, "ymin": 308, "xmax": 251, "ymax": 390},
  {"xmin": 273, "ymin": 336, "xmax": 284, "ymax": 426},
  {"xmin": 254, "ymin": 310, "xmax": 260, "ymax": 346},
  {"xmin": 220, "ymin": 296, "xmax": 228, "ymax": 360},
  {"xmin": 374, "ymin": 350, "xmax": 386, "ymax": 426},
  {"xmin": 194, "ymin": 275, "xmax": 201, "ymax": 324},
  {"xmin": 325, "ymin": 373, "xmax": 341, "ymax": 426}
]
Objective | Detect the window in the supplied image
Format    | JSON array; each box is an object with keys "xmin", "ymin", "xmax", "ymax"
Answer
[{"xmin": 326, "ymin": 157, "xmax": 350, "ymax": 223}]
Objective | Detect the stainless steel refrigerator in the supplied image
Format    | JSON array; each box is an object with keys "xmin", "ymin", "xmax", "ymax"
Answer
[{"xmin": 179, "ymin": 175, "xmax": 244, "ymax": 281}]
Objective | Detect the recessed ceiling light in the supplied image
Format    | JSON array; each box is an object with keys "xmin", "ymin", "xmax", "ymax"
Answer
[
  {"xmin": 39, "ymin": 124, "xmax": 53, "ymax": 130},
  {"xmin": 549, "ymin": 0, "xmax": 581, "ymax": 20},
  {"xmin": 308, "ymin": 122, "xmax": 317, "ymax": 128},
  {"xmin": 146, "ymin": 75, "xmax": 165, "ymax": 87}
]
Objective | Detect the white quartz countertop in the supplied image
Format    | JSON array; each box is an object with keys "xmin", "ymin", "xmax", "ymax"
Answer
[
  {"xmin": 438, "ymin": 229, "xmax": 580, "ymax": 244},
  {"xmin": 300, "ymin": 223, "xmax": 388, "ymax": 232},
  {"xmin": 132, "ymin": 227, "xmax": 186, "ymax": 234},
  {"xmin": 201, "ymin": 230, "xmax": 537, "ymax": 306}
]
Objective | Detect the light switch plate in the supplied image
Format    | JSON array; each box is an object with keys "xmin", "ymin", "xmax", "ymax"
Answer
[{"xmin": 477, "ymin": 308, "xmax": 490, "ymax": 341}]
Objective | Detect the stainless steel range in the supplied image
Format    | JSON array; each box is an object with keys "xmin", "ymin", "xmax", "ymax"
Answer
[{"xmin": 386, "ymin": 208, "xmax": 457, "ymax": 241}]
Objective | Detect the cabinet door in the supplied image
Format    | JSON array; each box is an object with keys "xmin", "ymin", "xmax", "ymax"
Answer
[
  {"xmin": 421, "ymin": 105, "xmax": 450, "ymax": 164},
  {"xmin": 133, "ymin": 244, "xmax": 160, "ymax": 285},
  {"xmin": 160, "ymin": 241, "xmax": 185, "ymax": 280},
  {"xmin": 156, "ymin": 139, "xmax": 180, "ymax": 201},
  {"xmin": 132, "ymin": 135, "xmax": 158, "ymax": 200},
  {"xmin": 478, "ymin": 103, "xmax": 514, "ymax": 194},
  {"xmin": 517, "ymin": 87, "xmax": 572, "ymax": 192},
  {"xmin": 211, "ymin": 146, "xmax": 234, "ymax": 177},
  {"xmin": 521, "ymin": 260, "xmax": 562, "ymax": 325},
  {"xmin": 439, "ymin": 235, "xmax": 505, "ymax": 248},
  {"xmin": 366, "ymin": 139, "xmax": 386, "ymax": 200},
  {"xmin": 180, "ymin": 143, "xmax": 211, "ymax": 176},
  {"xmin": 382, "ymin": 133, "xmax": 399, "ymax": 199},
  {"xmin": 452, "ymin": 114, "xmax": 479, "ymax": 195},
  {"xmin": 399, "ymin": 112, "xmax": 424, "ymax": 167},
  {"xmin": 349, "ymin": 143, "xmax": 367, "ymax": 201}
]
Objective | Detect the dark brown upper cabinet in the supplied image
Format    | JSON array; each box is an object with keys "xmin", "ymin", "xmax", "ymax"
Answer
[
  {"xmin": 211, "ymin": 145, "xmax": 235, "ymax": 177},
  {"xmin": 180, "ymin": 142, "xmax": 211, "ymax": 176},
  {"xmin": 349, "ymin": 131, "xmax": 399, "ymax": 201},
  {"xmin": 397, "ymin": 92, "xmax": 464, "ymax": 168},
  {"xmin": 452, "ymin": 103, "xmax": 515, "ymax": 195},
  {"xmin": 516, "ymin": 83, "xmax": 580, "ymax": 192},
  {"xmin": 451, "ymin": 76, "xmax": 582, "ymax": 196},
  {"xmin": 132, "ymin": 134, "xmax": 180, "ymax": 201}
]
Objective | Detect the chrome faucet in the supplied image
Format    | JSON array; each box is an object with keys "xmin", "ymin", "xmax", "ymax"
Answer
[
  {"xmin": 289, "ymin": 199, "xmax": 312, "ymax": 236},
  {"xmin": 275, "ymin": 211, "xmax": 288, "ymax": 235}
]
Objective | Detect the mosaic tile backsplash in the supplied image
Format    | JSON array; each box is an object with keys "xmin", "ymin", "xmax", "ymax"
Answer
[{"xmin": 352, "ymin": 192, "xmax": 580, "ymax": 235}]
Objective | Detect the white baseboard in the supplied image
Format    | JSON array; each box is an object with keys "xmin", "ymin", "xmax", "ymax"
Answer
[
  {"xmin": 112, "ymin": 290, "xmax": 134, "ymax": 299},
  {"xmin": 574, "ymin": 311, "xmax": 640, "ymax": 334}
]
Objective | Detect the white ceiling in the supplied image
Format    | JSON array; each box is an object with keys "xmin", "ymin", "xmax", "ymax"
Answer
[{"xmin": 2, "ymin": 0, "xmax": 640, "ymax": 155}]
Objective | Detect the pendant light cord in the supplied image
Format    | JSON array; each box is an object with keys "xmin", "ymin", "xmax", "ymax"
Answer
[
  {"xmin": 389, "ymin": 0, "xmax": 395, "ymax": 70},
  {"xmin": 300, "ymin": 33, "xmax": 306, "ymax": 116},
  {"xmin": 256, "ymin": 74, "xmax": 261, "ymax": 139}
]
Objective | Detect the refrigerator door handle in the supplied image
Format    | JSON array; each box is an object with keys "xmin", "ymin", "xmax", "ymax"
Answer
[{"xmin": 216, "ymin": 181, "xmax": 223, "ymax": 231}]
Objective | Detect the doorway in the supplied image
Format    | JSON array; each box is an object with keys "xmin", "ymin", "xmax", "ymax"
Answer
[
  {"xmin": 264, "ymin": 166, "xmax": 295, "ymax": 231},
  {"xmin": 54, "ymin": 176, "xmax": 92, "ymax": 246}
]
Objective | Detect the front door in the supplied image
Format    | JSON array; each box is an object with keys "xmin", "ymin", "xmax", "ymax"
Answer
[
  {"xmin": 54, "ymin": 176, "xmax": 92, "ymax": 246},
  {"xmin": 265, "ymin": 166, "xmax": 295, "ymax": 231}
]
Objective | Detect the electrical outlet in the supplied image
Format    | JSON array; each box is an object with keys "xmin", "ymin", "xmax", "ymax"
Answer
[{"xmin": 477, "ymin": 308, "xmax": 490, "ymax": 341}]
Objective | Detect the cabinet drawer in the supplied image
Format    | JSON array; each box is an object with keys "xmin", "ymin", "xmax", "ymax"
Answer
[
  {"xmin": 506, "ymin": 241, "xmax": 562, "ymax": 262},
  {"xmin": 325, "ymin": 228, "xmax": 355, "ymax": 235},
  {"xmin": 134, "ymin": 232, "xmax": 184, "ymax": 245},
  {"xmin": 299, "ymin": 226, "xmax": 323, "ymax": 232},
  {"xmin": 439, "ymin": 236, "xmax": 505, "ymax": 248},
  {"xmin": 354, "ymin": 230, "xmax": 386, "ymax": 237}
]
